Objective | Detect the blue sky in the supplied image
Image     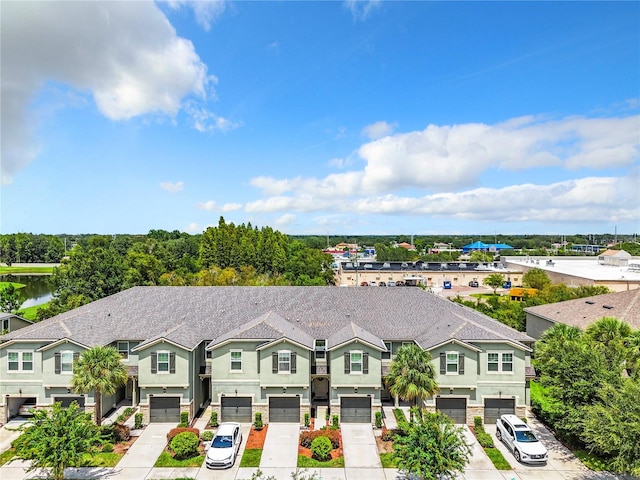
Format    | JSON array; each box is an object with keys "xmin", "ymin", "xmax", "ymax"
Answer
[{"xmin": 1, "ymin": 1, "xmax": 639, "ymax": 236}]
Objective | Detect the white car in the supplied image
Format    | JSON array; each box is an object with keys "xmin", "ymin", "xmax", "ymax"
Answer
[
  {"xmin": 205, "ymin": 422, "xmax": 242, "ymax": 469},
  {"xmin": 496, "ymin": 414, "xmax": 547, "ymax": 463},
  {"xmin": 19, "ymin": 399, "xmax": 38, "ymax": 416}
]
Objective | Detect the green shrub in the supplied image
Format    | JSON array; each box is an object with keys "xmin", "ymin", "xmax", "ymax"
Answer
[
  {"xmin": 167, "ymin": 427, "xmax": 200, "ymax": 442},
  {"xmin": 201, "ymin": 430, "xmax": 214, "ymax": 442},
  {"xmin": 116, "ymin": 413, "xmax": 126, "ymax": 424},
  {"xmin": 310, "ymin": 436, "xmax": 332, "ymax": 461},
  {"xmin": 134, "ymin": 412, "xmax": 143, "ymax": 429},
  {"xmin": 299, "ymin": 430, "xmax": 340, "ymax": 449},
  {"xmin": 210, "ymin": 411, "xmax": 219, "ymax": 427},
  {"xmin": 375, "ymin": 411, "xmax": 383, "ymax": 428},
  {"xmin": 474, "ymin": 416, "xmax": 483, "ymax": 431},
  {"xmin": 304, "ymin": 412, "xmax": 310, "ymax": 427},
  {"xmin": 180, "ymin": 411, "xmax": 189, "ymax": 425},
  {"xmin": 392, "ymin": 408, "xmax": 407, "ymax": 424},
  {"xmin": 105, "ymin": 423, "xmax": 130, "ymax": 442},
  {"xmin": 331, "ymin": 414, "xmax": 339, "ymax": 429},
  {"xmin": 254, "ymin": 412, "xmax": 263, "ymax": 429},
  {"xmin": 477, "ymin": 431, "xmax": 494, "ymax": 448},
  {"xmin": 170, "ymin": 431, "xmax": 200, "ymax": 460},
  {"xmin": 123, "ymin": 407, "xmax": 135, "ymax": 418},
  {"xmin": 325, "ymin": 409, "xmax": 330, "ymax": 421},
  {"xmin": 102, "ymin": 442, "xmax": 114, "ymax": 453}
]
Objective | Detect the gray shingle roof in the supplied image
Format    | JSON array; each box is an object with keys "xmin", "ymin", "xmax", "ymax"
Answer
[
  {"xmin": 524, "ymin": 288, "xmax": 640, "ymax": 330},
  {"xmin": 0, "ymin": 286, "xmax": 534, "ymax": 350}
]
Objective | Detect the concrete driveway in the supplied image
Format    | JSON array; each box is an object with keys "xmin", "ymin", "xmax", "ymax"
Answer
[
  {"xmin": 259, "ymin": 423, "xmax": 299, "ymax": 469},
  {"xmin": 341, "ymin": 423, "xmax": 385, "ymax": 480},
  {"xmin": 195, "ymin": 424, "xmax": 250, "ymax": 480},
  {"xmin": 486, "ymin": 418, "xmax": 625, "ymax": 480}
]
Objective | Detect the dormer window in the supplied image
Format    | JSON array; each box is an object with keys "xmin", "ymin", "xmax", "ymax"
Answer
[
  {"xmin": 314, "ymin": 339, "xmax": 326, "ymax": 359},
  {"xmin": 117, "ymin": 341, "xmax": 129, "ymax": 360}
]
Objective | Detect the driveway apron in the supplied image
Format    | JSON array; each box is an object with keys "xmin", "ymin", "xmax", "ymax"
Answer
[
  {"xmin": 117, "ymin": 423, "xmax": 175, "ymax": 470},
  {"xmin": 342, "ymin": 424, "xmax": 382, "ymax": 469},
  {"xmin": 461, "ymin": 425, "xmax": 497, "ymax": 473},
  {"xmin": 259, "ymin": 423, "xmax": 299, "ymax": 468}
]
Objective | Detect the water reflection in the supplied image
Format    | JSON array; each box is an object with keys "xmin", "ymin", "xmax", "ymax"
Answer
[{"xmin": 0, "ymin": 274, "xmax": 55, "ymax": 308}]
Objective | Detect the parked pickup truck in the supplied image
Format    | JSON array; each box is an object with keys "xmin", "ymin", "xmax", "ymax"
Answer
[{"xmin": 496, "ymin": 414, "xmax": 547, "ymax": 464}]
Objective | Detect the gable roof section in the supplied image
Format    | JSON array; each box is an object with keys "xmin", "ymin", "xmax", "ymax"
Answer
[
  {"xmin": 0, "ymin": 286, "xmax": 534, "ymax": 351},
  {"xmin": 209, "ymin": 311, "xmax": 315, "ymax": 350},
  {"xmin": 525, "ymin": 288, "xmax": 640, "ymax": 330},
  {"xmin": 327, "ymin": 322, "xmax": 386, "ymax": 351}
]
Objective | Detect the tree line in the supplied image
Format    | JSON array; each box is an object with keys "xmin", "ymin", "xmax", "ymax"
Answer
[
  {"xmin": 34, "ymin": 218, "xmax": 335, "ymax": 320},
  {"xmin": 533, "ymin": 318, "xmax": 640, "ymax": 475}
]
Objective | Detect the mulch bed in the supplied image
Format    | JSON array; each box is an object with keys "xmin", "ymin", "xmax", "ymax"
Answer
[
  {"xmin": 297, "ymin": 429, "xmax": 343, "ymax": 460},
  {"xmin": 112, "ymin": 437, "xmax": 137, "ymax": 454},
  {"xmin": 246, "ymin": 426, "xmax": 268, "ymax": 449},
  {"xmin": 376, "ymin": 427, "xmax": 394, "ymax": 454}
]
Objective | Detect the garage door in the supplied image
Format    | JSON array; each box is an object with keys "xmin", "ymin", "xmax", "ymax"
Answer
[
  {"xmin": 149, "ymin": 396, "xmax": 180, "ymax": 423},
  {"xmin": 340, "ymin": 397, "xmax": 371, "ymax": 423},
  {"xmin": 484, "ymin": 398, "xmax": 515, "ymax": 424},
  {"xmin": 436, "ymin": 397, "xmax": 467, "ymax": 424},
  {"xmin": 221, "ymin": 397, "xmax": 252, "ymax": 423},
  {"xmin": 53, "ymin": 396, "xmax": 85, "ymax": 410},
  {"xmin": 269, "ymin": 397, "xmax": 300, "ymax": 423}
]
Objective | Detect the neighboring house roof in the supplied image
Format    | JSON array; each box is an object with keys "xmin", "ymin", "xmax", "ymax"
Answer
[
  {"xmin": 599, "ymin": 249, "xmax": 631, "ymax": 258},
  {"xmin": 0, "ymin": 286, "xmax": 534, "ymax": 351},
  {"xmin": 525, "ymin": 288, "xmax": 640, "ymax": 330}
]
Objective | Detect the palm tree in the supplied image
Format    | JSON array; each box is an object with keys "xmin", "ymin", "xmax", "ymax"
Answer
[
  {"xmin": 71, "ymin": 346, "xmax": 128, "ymax": 426},
  {"xmin": 385, "ymin": 343, "xmax": 438, "ymax": 408}
]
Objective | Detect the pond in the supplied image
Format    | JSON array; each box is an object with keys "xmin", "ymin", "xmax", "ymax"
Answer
[{"xmin": 0, "ymin": 274, "xmax": 55, "ymax": 308}]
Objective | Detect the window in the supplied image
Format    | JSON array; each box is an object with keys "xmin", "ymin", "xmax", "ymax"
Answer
[
  {"xmin": 446, "ymin": 352, "xmax": 459, "ymax": 374},
  {"xmin": 351, "ymin": 351, "xmax": 363, "ymax": 373},
  {"xmin": 157, "ymin": 351, "xmax": 170, "ymax": 373},
  {"xmin": 151, "ymin": 351, "xmax": 175, "ymax": 374},
  {"xmin": 8, "ymin": 351, "xmax": 33, "ymax": 372},
  {"xmin": 382, "ymin": 341, "xmax": 392, "ymax": 360},
  {"xmin": 117, "ymin": 341, "xmax": 129, "ymax": 360},
  {"xmin": 278, "ymin": 351, "xmax": 291, "ymax": 373},
  {"xmin": 272, "ymin": 350, "xmax": 296, "ymax": 374},
  {"xmin": 501, "ymin": 353, "xmax": 513, "ymax": 372},
  {"xmin": 205, "ymin": 341, "xmax": 213, "ymax": 359},
  {"xmin": 488, "ymin": 352, "xmax": 513, "ymax": 373},
  {"xmin": 344, "ymin": 350, "xmax": 369, "ymax": 374},
  {"xmin": 230, "ymin": 350, "xmax": 242, "ymax": 371},
  {"xmin": 314, "ymin": 340, "xmax": 326, "ymax": 359},
  {"xmin": 61, "ymin": 351, "xmax": 74, "ymax": 374},
  {"xmin": 2, "ymin": 318, "xmax": 8, "ymax": 332}
]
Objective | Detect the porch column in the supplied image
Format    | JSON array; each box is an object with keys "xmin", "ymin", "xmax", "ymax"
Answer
[
  {"xmin": 394, "ymin": 394, "xmax": 399, "ymax": 407},
  {"xmin": 132, "ymin": 377, "xmax": 138, "ymax": 406}
]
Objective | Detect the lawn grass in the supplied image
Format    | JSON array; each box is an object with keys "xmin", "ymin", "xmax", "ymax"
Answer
[
  {"xmin": 0, "ymin": 266, "xmax": 56, "ymax": 274},
  {"xmin": 153, "ymin": 451, "xmax": 204, "ymax": 467},
  {"xmin": 16, "ymin": 303, "xmax": 49, "ymax": 321},
  {"xmin": 0, "ymin": 281, "xmax": 26, "ymax": 289},
  {"xmin": 379, "ymin": 452, "xmax": 397, "ymax": 468},
  {"xmin": 82, "ymin": 451, "xmax": 123, "ymax": 467},
  {"xmin": 297, "ymin": 454, "xmax": 345, "ymax": 468},
  {"xmin": 240, "ymin": 448, "xmax": 263, "ymax": 467},
  {"xmin": 484, "ymin": 447, "xmax": 512, "ymax": 470},
  {"xmin": 0, "ymin": 449, "xmax": 16, "ymax": 466}
]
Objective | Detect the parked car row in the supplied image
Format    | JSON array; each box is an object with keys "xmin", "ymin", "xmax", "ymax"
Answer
[{"xmin": 360, "ymin": 281, "xmax": 405, "ymax": 287}]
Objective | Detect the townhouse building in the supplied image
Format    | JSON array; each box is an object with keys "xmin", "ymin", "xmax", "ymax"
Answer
[{"xmin": 0, "ymin": 286, "xmax": 535, "ymax": 426}]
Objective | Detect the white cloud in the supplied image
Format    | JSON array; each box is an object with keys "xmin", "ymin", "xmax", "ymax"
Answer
[
  {"xmin": 243, "ymin": 175, "xmax": 640, "ymax": 225},
  {"xmin": 160, "ymin": 181, "xmax": 184, "ymax": 193},
  {"xmin": 196, "ymin": 200, "xmax": 242, "ymax": 212},
  {"xmin": 344, "ymin": 0, "xmax": 382, "ymax": 20},
  {"xmin": 247, "ymin": 114, "xmax": 639, "ymax": 199},
  {"xmin": 361, "ymin": 121, "xmax": 397, "ymax": 140},
  {"xmin": 166, "ymin": 0, "xmax": 227, "ymax": 31},
  {"xmin": 186, "ymin": 103, "xmax": 242, "ymax": 133},
  {"xmin": 275, "ymin": 214, "xmax": 296, "ymax": 227},
  {"xmin": 185, "ymin": 222, "xmax": 201, "ymax": 233},
  {"xmin": 242, "ymin": 112, "xmax": 639, "ymax": 227},
  {"xmin": 1, "ymin": 1, "xmax": 218, "ymax": 184}
]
